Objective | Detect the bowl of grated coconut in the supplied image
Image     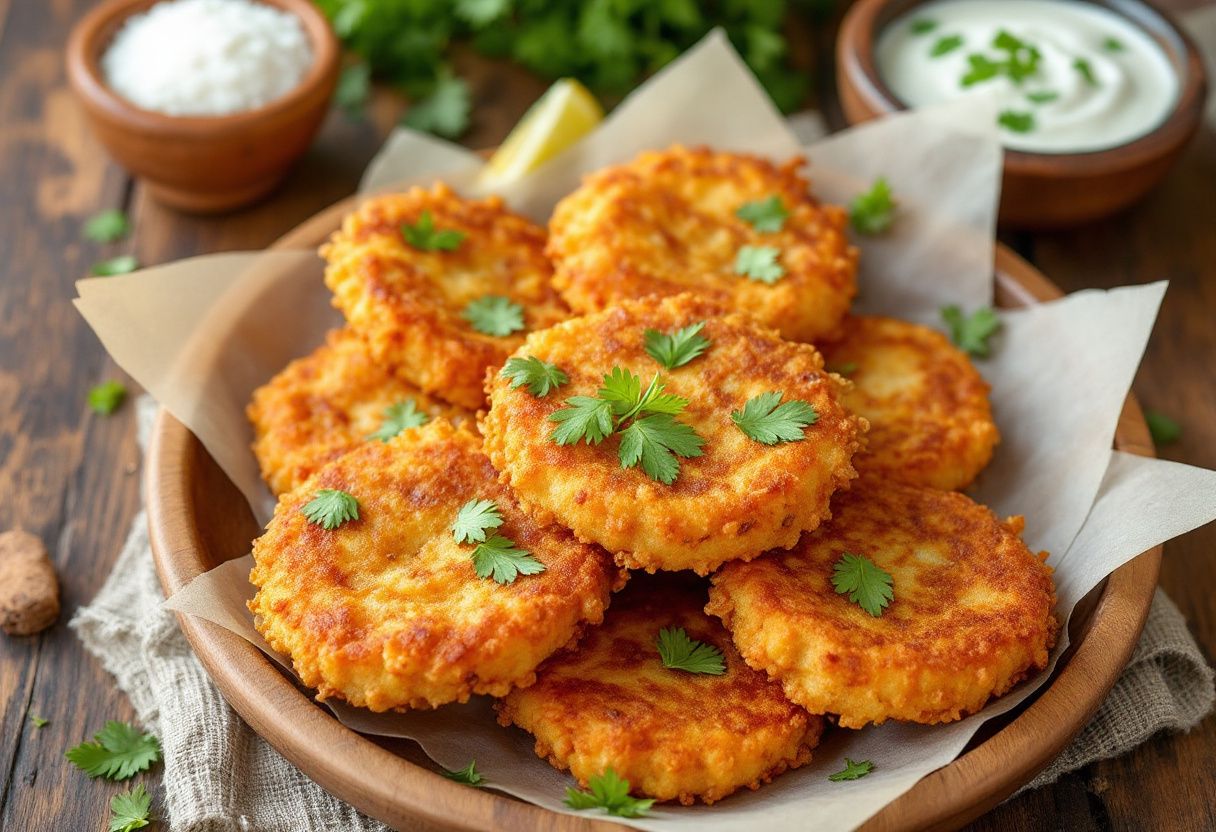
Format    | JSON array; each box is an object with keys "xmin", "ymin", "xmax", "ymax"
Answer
[{"xmin": 67, "ymin": 0, "xmax": 339, "ymax": 213}]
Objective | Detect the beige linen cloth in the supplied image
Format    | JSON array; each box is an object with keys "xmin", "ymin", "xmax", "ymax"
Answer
[{"xmin": 68, "ymin": 397, "xmax": 1214, "ymax": 831}]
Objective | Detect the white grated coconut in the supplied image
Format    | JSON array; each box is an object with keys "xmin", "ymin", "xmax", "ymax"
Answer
[{"xmin": 101, "ymin": 0, "xmax": 314, "ymax": 117}]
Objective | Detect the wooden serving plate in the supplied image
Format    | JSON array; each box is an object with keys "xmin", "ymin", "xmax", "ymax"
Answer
[{"xmin": 147, "ymin": 196, "xmax": 1162, "ymax": 831}]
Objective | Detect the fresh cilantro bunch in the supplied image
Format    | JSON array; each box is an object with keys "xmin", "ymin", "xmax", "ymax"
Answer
[
  {"xmin": 550, "ymin": 368, "xmax": 704, "ymax": 484},
  {"xmin": 317, "ymin": 0, "xmax": 811, "ymax": 138}
]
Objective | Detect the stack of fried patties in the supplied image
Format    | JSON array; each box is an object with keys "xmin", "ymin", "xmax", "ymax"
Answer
[{"xmin": 246, "ymin": 147, "xmax": 1057, "ymax": 806}]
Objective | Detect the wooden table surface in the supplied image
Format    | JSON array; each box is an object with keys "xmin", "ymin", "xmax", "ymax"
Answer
[{"xmin": 2, "ymin": 1, "xmax": 1213, "ymax": 830}]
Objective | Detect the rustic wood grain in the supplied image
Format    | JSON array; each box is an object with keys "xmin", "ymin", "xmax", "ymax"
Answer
[{"xmin": 0, "ymin": 0, "xmax": 1212, "ymax": 830}]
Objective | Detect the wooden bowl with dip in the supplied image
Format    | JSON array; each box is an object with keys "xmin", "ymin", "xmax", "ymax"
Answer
[
  {"xmin": 66, "ymin": 0, "xmax": 339, "ymax": 214},
  {"xmin": 837, "ymin": 0, "xmax": 1207, "ymax": 227}
]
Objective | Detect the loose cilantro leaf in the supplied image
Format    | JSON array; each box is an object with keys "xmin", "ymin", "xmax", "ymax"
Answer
[
  {"xmin": 91, "ymin": 255, "xmax": 139, "ymax": 276},
  {"xmin": 832, "ymin": 553, "xmax": 894, "ymax": 617},
  {"xmin": 403, "ymin": 69, "xmax": 471, "ymax": 139},
  {"xmin": 88, "ymin": 380, "xmax": 127, "ymax": 415},
  {"xmin": 735, "ymin": 195, "xmax": 789, "ymax": 232},
  {"xmin": 732, "ymin": 391, "xmax": 818, "ymax": 445},
  {"xmin": 66, "ymin": 721, "xmax": 161, "ymax": 781},
  {"xmin": 998, "ymin": 110, "xmax": 1036, "ymax": 133},
  {"xmin": 336, "ymin": 62, "xmax": 371, "ymax": 116},
  {"xmin": 941, "ymin": 305, "xmax": 1001, "ymax": 357},
  {"xmin": 930, "ymin": 34, "xmax": 963, "ymax": 56},
  {"xmin": 1026, "ymin": 90, "xmax": 1059, "ymax": 104},
  {"xmin": 301, "ymin": 489, "xmax": 360, "ymax": 530},
  {"xmin": 850, "ymin": 177, "xmax": 897, "ymax": 235},
  {"xmin": 1074, "ymin": 57, "xmax": 1098, "ymax": 85},
  {"xmin": 401, "ymin": 209, "xmax": 465, "ymax": 252},
  {"xmin": 551, "ymin": 395, "xmax": 616, "ymax": 446},
  {"xmin": 30, "ymin": 715, "xmax": 48, "ymax": 728},
  {"xmin": 1103, "ymin": 36, "xmax": 1125, "ymax": 53},
  {"xmin": 369, "ymin": 400, "xmax": 429, "ymax": 441},
  {"xmin": 656, "ymin": 626, "xmax": 726, "ymax": 675},
  {"xmin": 565, "ymin": 768, "xmax": 655, "ymax": 818},
  {"xmin": 962, "ymin": 31, "xmax": 1041, "ymax": 87},
  {"xmin": 442, "ymin": 760, "xmax": 486, "ymax": 786},
  {"xmin": 618, "ymin": 413, "xmax": 705, "ymax": 484},
  {"xmin": 961, "ymin": 54, "xmax": 1000, "ymax": 87},
  {"xmin": 463, "ymin": 295, "xmax": 525, "ymax": 337},
  {"xmin": 828, "ymin": 758, "xmax": 874, "ymax": 781},
  {"xmin": 828, "ymin": 361, "xmax": 858, "ymax": 377},
  {"xmin": 501, "ymin": 356, "xmax": 568, "ymax": 397},
  {"xmin": 644, "ymin": 322, "xmax": 711, "ymax": 370},
  {"xmin": 108, "ymin": 783, "xmax": 153, "ymax": 832},
  {"xmin": 734, "ymin": 245, "xmax": 785, "ymax": 284},
  {"xmin": 1145, "ymin": 409, "xmax": 1181, "ymax": 445},
  {"xmin": 599, "ymin": 368, "xmax": 687, "ymax": 421},
  {"xmin": 84, "ymin": 210, "xmax": 130, "ymax": 243},
  {"xmin": 453, "ymin": 498, "xmax": 503, "ymax": 544},
  {"xmin": 471, "ymin": 534, "xmax": 546, "ymax": 584},
  {"xmin": 911, "ymin": 19, "xmax": 937, "ymax": 35}
]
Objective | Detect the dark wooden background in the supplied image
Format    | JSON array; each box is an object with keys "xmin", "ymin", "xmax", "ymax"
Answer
[{"xmin": 2, "ymin": 1, "xmax": 1213, "ymax": 829}]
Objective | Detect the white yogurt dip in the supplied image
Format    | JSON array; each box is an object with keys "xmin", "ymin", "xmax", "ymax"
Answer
[{"xmin": 875, "ymin": 0, "xmax": 1179, "ymax": 153}]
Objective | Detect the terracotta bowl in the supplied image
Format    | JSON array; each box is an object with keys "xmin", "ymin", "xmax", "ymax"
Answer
[
  {"xmin": 837, "ymin": 0, "xmax": 1207, "ymax": 228},
  {"xmin": 66, "ymin": 0, "xmax": 340, "ymax": 214}
]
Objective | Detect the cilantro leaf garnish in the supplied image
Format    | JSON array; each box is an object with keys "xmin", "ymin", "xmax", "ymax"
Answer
[
  {"xmin": 941, "ymin": 305, "xmax": 1001, "ymax": 357},
  {"xmin": 369, "ymin": 400, "xmax": 429, "ymax": 441},
  {"xmin": 1074, "ymin": 57, "xmax": 1098, "ymax": 85},
  {"xmin": 644, "ymin": 322, "xmax": 711, "ymax": 370},
  {"xmin": 910, "ymin": 18, "xmax": 937, "ymax": 35},
  {"xmin": 998, "ymin": 110, "xmax": 1036, "ymax": 133},
  {"xmin": 734, "ymin": 245, "xmax": 785, "ymax": 284},
  {"xmin": 735, "ymin": 195, "xmax": 789, "ymax": 232},
  {"xmin": 962, "ymin": 31, "xmax": 1041, "ymax": 87},
  {"xmin": 91, "ymin": 255, "xmax": 139, "ymax": 276},
  {"xmin": 565, "ymin": 768, "xmax": 655, "ymax": 818},
  {"xmin": 88, "ymin": 380, "xmax": 127, "ymax": 415},
  {"xmin": 1026, "ymin": 90, "xmax": 1059, "ymax": 105},
  {"xmin": 828, "ymin": 758, "xmax": 874, "ymax": 781},
  {"xmin": 463, "ymin": 295, "xmax": 525, "ymax": 336},
  {"xmin": 471, "ymin": 533, "xmax": 546, "ymax": 584},
  {"xmin": 402, "ymin": 209, "xmax": 465, "ymax": 252},
  {"xmin": 618, "ymin": 413, "xmax": 705, "ymax": 484},
  {"xmin": 930, "ymin": 34, "xmax": 963, "ymax": 56},
  {"xmin": 850, "ymin": 177, "xmax": 897, "ymax": 235},
  {"xmin": 301, "ymin": 489, "xmax": 359, "ymax": 530},
  {"xmin": 336, "ymin": 62, "xmax": 371, "ymax": 117},
  {"xmin": 732, "ymin": 391, "xmax": 818, "ymax": 445},
  {"xmin": 453, "ymin": 498, "xmax": 504, "ymax": 544},
  {"xmin": 832, "ymin": 553, "xmax": 894, "ymax": 617},
  {"xmin": 31, "ymin": 715, "xmax": 48, "ymax": 728},
  {"xmin": 501, "ymin": 356, "xmax": 568, "ymax": 397},
  {"xmin": 551, "ymin": 395, "xmax": 617, "ymax": 446},
  {"xmin": 656, "ymin": 626, "xmax": 726, "ymax": 675},
  {"xmin": 108, "ymin": 783, "xmax": 153, "ymax": 832},
  {"xmin": 403, "ymin": 69, "xmax": 471, "ymax": 139},
  {"xmin": 1103, "ymin": 36, "xmax": 1125, "ymax": 53},
  {"xmin": 442, "ymin": 760, "xmax": 485, "ymax": 786},
  {"xmin": 1145, "ymin": 409, "xmax": 1181, "ymax": 445},
  {"xmin": 66, "ymin": 721, "xmax": 161, "ymax": 781},
  {"xmin": 599, "ymin": 368, "xmax": 687, "ymax": 420},
  {"xmin": 84, "ymin": 210, "xmax": 130, "ymax": 243}
]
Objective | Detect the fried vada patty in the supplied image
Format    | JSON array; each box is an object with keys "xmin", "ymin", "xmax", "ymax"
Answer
[
  {"xmin": 496, "ymin": 574, "xmax": 824, "ymax": 805},
  {"xmin": 321, "ymin": 183, "xmax": 569, "ymax": 410},
  {"xmin": 707, "ymin": 480, "xmax": 1057, "ymax": 729},
  {"xmin": 819, "ymin": 316, "xmax": 999, "ymax": 490},
  {"xmin": 482, "ymin": 294, "xmax": 866, "ymax": 575},
  {"xmin": 547, "ymin": 145, "xmax": 858, "ymax": 342},
  {"xmin": 248, "ymin": 328, "xmax": 470, "ymax": 495},
  {"xmin": 249, "ymin": 419, "xmax": 626, "ymax": 711}
]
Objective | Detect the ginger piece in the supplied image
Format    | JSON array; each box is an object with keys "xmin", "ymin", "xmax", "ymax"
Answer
[{"xmin": 0, "ymin": 530, "xmax": 59, "ymax": 636}]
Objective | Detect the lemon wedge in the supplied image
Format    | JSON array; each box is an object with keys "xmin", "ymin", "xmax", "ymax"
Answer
[{"xmin": 480, "ymin": 78, "xmax": 603, "ymax": 187}]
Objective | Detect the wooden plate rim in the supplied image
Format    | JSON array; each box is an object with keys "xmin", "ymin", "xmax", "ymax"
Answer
[{"xmin": 146, "ymin": 193, "xmax": 1162, "ymax": 832}]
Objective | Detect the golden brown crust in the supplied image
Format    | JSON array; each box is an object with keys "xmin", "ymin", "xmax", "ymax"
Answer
[
  {"xmin": 547, "ymin": 145, "xmax": 858, "ymax": 342},
  {"xmin": 482, "ymin": 294, "xmax": 866, "ymax": 575},
  {"xmin": 247, "ymin": 328, "xmax": 470, "ymax": 495},
  {"xmin": 707, "ymin": 480, "xmax": 1058, "ymax": 729},
  {"xmin": 249, "ymin": 420, "xmax": 627, "ymax": 711},
  {"xmin": 322, "ymin": 183, "xmax": 569, "ymax": 410},
  {"xmin": 818, "ymin": 316, "xmax": 999, "ymax": 491},
  {"xmin": 496, "ymin": 574, "xmax": 823, "ymax": 805}
]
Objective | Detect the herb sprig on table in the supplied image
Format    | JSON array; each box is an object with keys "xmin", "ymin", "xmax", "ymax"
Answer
[
  {"xmin": 66, "ymin": 721, "xmax": 162, "ymax": 781},
  {"xmin": 315, "ymin": 0, "xmax": 813, "ymax": 138}
]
